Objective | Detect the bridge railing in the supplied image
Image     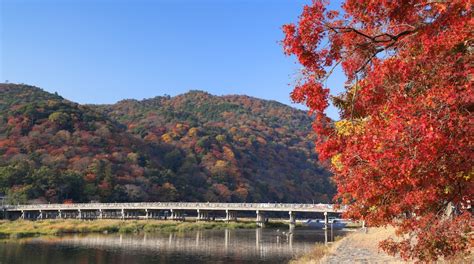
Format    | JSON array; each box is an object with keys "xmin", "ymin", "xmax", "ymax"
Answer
[{"xmin": 2, "ymin": 202, "xmax": 346, "ymax": 212}]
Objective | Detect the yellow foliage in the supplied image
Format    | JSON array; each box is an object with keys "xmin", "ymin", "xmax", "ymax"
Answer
[
  {"xmin": 444, "ymin": 185, "xmax": 453, "ymax": 194},
  {"xmin": 215, "ymin": 160, "xmax": 228, "ymax": 169},
  {"xmin": 188, "ymin": 127, "xmax": 199, "ymax": 137},
  {"xmin": 223, "ymin": 146, "xmax": 235, "ymax": 160},
  {"xmin": 331, "ymin": 153, "xmax": 343, "ymax": 171},
  {"xmin": 215, "ymin": 134, "xmax": 226, "ymax": 142},
  {"xmin": 457, "ymin": 170, "xmax": 473, "ymax": 181},
  {"xmin": 334, "ymin": 118, "xmax": 367, "ymax": 136},
  {"xmin": 464, "ymin": 171, "xmax": 472, "ymax": 181},
  {"xmin": 161, "ymin": 133, "xmax": 173, "ymax": 143}
]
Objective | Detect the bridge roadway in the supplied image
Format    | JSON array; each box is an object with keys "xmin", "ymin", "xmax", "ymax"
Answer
[{"xmin": 2, "ymin": 202, "xmax": 346, "ymax": 227}]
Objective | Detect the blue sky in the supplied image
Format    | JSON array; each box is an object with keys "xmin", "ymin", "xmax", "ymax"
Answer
[{"xmin": 1, "ymin": 0, "xmax": 345, "ymax": 120}]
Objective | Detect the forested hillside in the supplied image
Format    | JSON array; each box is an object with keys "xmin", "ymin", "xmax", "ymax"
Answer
[{"xmin": 0, "ymin": 84, "xmax": 334, "ymax": 204}]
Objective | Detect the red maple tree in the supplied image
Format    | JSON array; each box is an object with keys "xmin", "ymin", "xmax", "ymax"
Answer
[{"xmin": 283, "ymin": 0, "xmax": 472, "ymax": 261}]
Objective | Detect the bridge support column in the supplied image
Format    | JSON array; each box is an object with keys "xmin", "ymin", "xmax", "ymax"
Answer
[
  {"xmin": 58, "ymin": 210, "xmax": 62, "ymax": 219},
  {"xmin": 289, "ymin": 211, "xmax": 296, "ymax": 224},
  {"xmin": 121, "ymin": 209, "xmax": 124, "ymax": 220},
  {"xmin": 98, "ymin": 209, "xmax": 103, "ymax": 219},
  {"xmin": 171, "ymin": 209, "xmax": 183, "ymax": 221},
  {"xmin": 256, "ymin": 210, "xmax": 265, "ymax": 227},
  {"xmin": 225, "ymin": 210, "xmax": 236, "ymax": 222},
  {"xmin": 225, "ymin": 210, "xmax": 231, "ymax": 222},
  {"xmin": 197, "ymin": 209, "xmax": 203, "ymax": 221},
  {"xmin": 324, "ymin": 211, "xmax": 328, "ymax": 230},
  {"xmin": 170, "ymin": 209, "xmax": 175, "ymax": 220},
  {"xmin": 198, "ymin": 210, "xmax": 210, "ymax": 221},
  {"xmin": 77, "ymin": 209, "xmax": 82, "ymax": 220},
  {"xmin": 289, "ymin": 211, "xmax": 296, "ymax": 230}
]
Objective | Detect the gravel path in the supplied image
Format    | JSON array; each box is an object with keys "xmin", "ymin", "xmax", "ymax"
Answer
[{"xmin": 321, "ymin": 227, "xmax": 407, "ymax": 264}]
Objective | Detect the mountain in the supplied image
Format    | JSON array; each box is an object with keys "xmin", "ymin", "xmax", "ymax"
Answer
[{"xmin": 0, "ymin": 84, "xmax": 334, "ymax": 204}]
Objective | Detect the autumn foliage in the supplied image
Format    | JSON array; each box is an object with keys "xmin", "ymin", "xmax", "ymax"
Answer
[
  {"xmin": 96, "ymin": 90, "xmax": 334, "ymax": 203},
  {"xmin": 0, "ymin": 85, "xmax": 333, "ymax": 204},
  {"xmin": 283, "ymin": 0, "xmax": 472, "ymax": 261}
]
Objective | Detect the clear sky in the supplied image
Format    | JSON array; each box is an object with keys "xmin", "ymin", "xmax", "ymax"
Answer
[{"xmin": 1, "ymin": 0, "xmax": 345, "ymax": 120}]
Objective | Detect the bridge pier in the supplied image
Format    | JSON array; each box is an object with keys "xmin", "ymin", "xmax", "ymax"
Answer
[
  {"xmin": 324, "ymin": 211, "xmax": 328, "ymax": 230},
  {"xmin": 289, "ymin": 211, "xmax": 296, "ymax": 225},
  {"xmin": 196, "ymin": 209, "xmax": 202, "ymax": 221},
  {"xmin": 289, "ymin": 211, "xmax": 296, "ymax": 230},
  {"xmin": 170, "ymin": 209, "xmax": 184, "ymax": 221},
  {"xmin": 170, "ymin": 209, "xmax": 175, "ymax": 220},
  {"xmin": 225, "ymin": 210, "xmax": 237, "ymax": 222},
  {"xmin": 196, "ymin": 209, "xmax": 208, "ymax": 221},
  {"xmin": 256, "ymin": 210, "xmax": 265, "ymax": 227}
]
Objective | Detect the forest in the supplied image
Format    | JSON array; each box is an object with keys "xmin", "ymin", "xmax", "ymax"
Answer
[{"xmin": 0, "ymin": 84, "xmax": 334, "ymax": 204}]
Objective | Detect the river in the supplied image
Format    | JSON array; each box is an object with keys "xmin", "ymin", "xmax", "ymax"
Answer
[{"xmin": 0, "ymin": 228, "xmax": 346, "ymax": 263}]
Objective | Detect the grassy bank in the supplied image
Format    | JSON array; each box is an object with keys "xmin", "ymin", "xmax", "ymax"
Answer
[
  {"xmin": 290, "ymin": 243, "xmax": 331, "ymax": 264},
  {"xmin": 0, "ymin": 219, "xmax": 259, "ymax": 239}
]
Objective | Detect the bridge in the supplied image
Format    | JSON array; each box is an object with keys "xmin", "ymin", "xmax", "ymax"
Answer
[{"xmin": 1, "ymin": 202, "xmax": 346, "ymax": 227}]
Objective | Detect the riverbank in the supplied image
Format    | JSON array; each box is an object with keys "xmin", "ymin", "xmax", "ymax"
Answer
[
  {"xmin": 0, "ymin": 219, "xmax": 265, "ymax": 238},
  {"xmin": 292, "ymin": 227, "xmax": 473, "ymax": 264},
  {"xmin": 291, "ymin": 227, "xmax": 403, "ymax": 264},
  {"xmin": 321, "ymin": 227, "xmax": 404, "ymax": 263}
]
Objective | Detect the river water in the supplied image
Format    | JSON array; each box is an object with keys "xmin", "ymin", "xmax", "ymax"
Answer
[{"xmin": 0, "ymin": 228, "xmax": 346, "ymax": 263}]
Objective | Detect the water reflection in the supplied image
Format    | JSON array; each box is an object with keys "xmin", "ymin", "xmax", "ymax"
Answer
[{"xmin": 0, "ymin": 228, "xmax": 346, "ymax": 264}]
